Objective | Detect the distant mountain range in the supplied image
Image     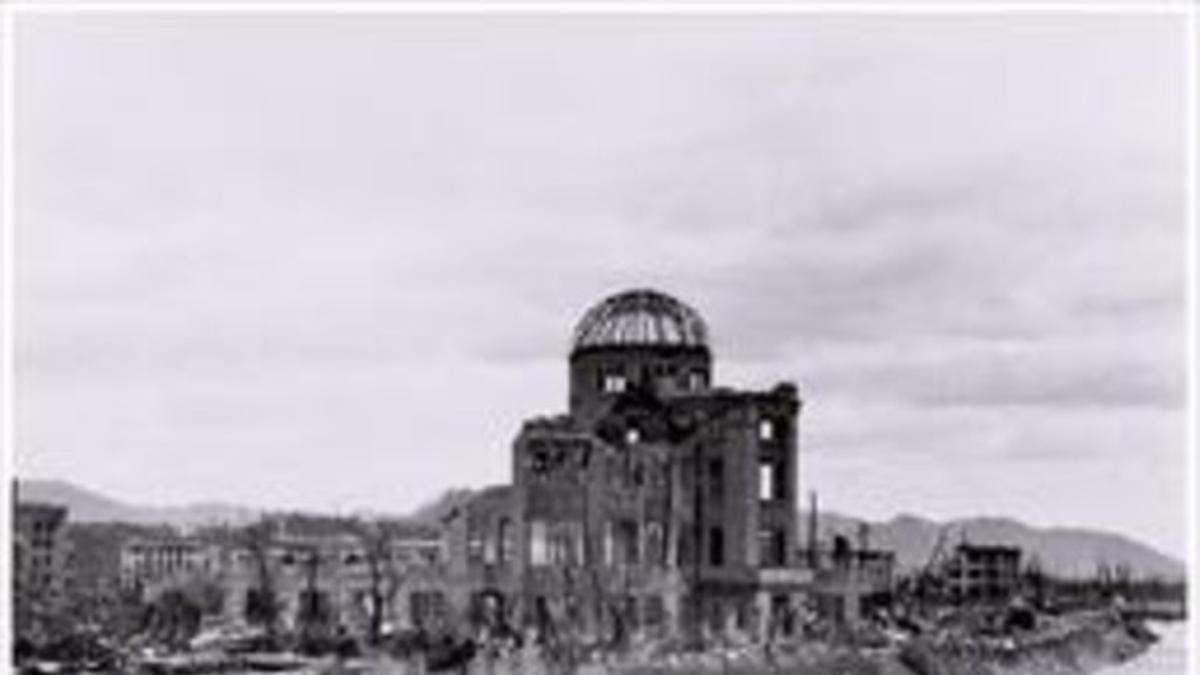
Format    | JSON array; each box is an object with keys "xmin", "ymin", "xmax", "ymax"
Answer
[
  {"xmin": 800, "ymin": 511, "xmax": 1186, "ymax": 581},
  {"xmin": 15, "ymin": 479, "xmax": 260, "ymax": 529},
  {"xmin": 16, "ymin": 479, "xmax": 1186, "ymax": 581}
]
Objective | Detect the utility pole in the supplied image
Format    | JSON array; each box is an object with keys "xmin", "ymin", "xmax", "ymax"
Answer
[
  {"xmin": 691, "ymin": 438, "xmax": 704, "ymax": 650},
  {"xmin": 807, "ymin": 491, "xmax": 819, "ymax": 570}
]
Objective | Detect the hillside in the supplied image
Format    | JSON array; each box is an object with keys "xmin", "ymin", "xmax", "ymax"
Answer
[
  {"xmin": 15, "ymin": 479, "xmax": 259, "ymax": 529},
  {"xmin": 16, "ymin": 478, "xmax": 1184, "ymax": 580},
  {"xmin": 801, "ymin": 511, "xmax": 1186, "ymax": 580}
]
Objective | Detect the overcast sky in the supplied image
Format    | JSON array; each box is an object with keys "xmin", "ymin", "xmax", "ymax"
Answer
[{"xmin": 12, "ymin": 13, "xmax": 1189, "ymax": 558}]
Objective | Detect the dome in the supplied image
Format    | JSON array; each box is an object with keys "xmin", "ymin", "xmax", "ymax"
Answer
[{"xmin": 571, "ymin": 289, "xmax": 709, "ymax": 353}]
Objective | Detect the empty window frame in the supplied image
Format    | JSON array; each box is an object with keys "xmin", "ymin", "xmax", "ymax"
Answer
[
  {"xmin": 603, "ymin": 520, "xmax": 615, "ymax": 566},
  {"xmin": 529, "ymin": 520, "xmax": 549, "ymax": 566},
  {"xmin": 758, "ymin": 528, "xmax": 787, "ymax": 567},
  {"xmin": 708, "ymin": 527, "xmax": 725, "ymax": 567},
  {"xmin": 496, "ymin": 518, "xmax": 514, "ymax": 564},
  {"xmin": 759, "ymin": 461, "xmax": 775, "ymax": 501},
  {"xmin": 758, "ymin": 418, "xmax": 775, "ymax": 441},
  {"xmin": 708, "ymin": 457, "xmax": 725, "ymax": 502},
  {"xmin": 602, "ymin": 372, "xmax": 628, "ymax": 393},
  {"xmin": 644, "ymin": 522, "xmax": 665, "ymax": 567},
  {"xmin": 619, "ymin": 520, "xmax": 641, "ymax": 565},
  {"xmin": 549, "ymin": 522, "xmax": 585, "ymax": 566},
  {"xmin": 759, "ymin": 458, "xmax": 786, "ymax": 501}
]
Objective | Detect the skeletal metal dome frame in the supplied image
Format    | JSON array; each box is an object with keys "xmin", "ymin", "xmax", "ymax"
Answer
[{"xmin": 571, "ymin": 289, "xmax": 710, "ymax": 352}]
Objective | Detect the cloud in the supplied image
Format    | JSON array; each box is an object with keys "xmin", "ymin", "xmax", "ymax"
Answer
[
  {"xmin": 785, "ymin": 334, "xmax": 1185, "ymax": 410},
  {"xmin": 13, "ymin": 14, "xmax": 1188, "ymax": 557}
]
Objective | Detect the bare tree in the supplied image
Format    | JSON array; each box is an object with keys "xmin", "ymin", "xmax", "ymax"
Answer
[
  {"xmin": 353, "ymin": 519, "xmax": 405, "ymax": 646},
  {"xmin": 296, "ymin": 544, "xmax": 336, "ymax": 653},
  {"xmin": 1022, "ymin": 555, "xmax": 1046, "ymax": 608},
  {"xmin": 239, "ymin": 520, "xmax": 280, "ymax": 646}
]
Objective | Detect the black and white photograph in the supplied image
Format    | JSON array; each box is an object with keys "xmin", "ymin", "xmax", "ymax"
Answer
[{"xmin": 3, "ymin": 6, "xmax": 1194, "ymax": 675}]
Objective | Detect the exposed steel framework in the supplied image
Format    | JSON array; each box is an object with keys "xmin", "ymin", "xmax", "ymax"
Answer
[{"xmin": 571, "ymin": 288, "xmax": 709, "ymax": 352}]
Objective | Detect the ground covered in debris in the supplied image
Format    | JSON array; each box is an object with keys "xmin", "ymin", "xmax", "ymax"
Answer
[
  {"xmin": 607, "ymin": 614, "xmax": 1154, "ymax": 675},
  {"xmin": 302, "ymin": 612, "xmax": 1157, "ymax": 675}
]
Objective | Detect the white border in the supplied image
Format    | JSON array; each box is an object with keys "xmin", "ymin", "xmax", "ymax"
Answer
[
  {"xmin": 0, "ymin": 2, "xmax": 1196, "ymax": 14},
  {"xmin": 2, "ymin": 4, "xmax": 15, "ymax": 669},
  {"xmin": 0, "ymin": 2, "xmax": 1194, "ymax": 672},
  {"xmin": 1184, "ymin": 8, "xmax": 1197, "ymax": 675}
]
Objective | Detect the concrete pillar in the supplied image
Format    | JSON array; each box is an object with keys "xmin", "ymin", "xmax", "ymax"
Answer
[
  {"xmin": 845, "ymin": 590, "xmax": 861, "ymax": 626},
  {"xmin": 755, "ymin": 592, "xmax": 772, "ymax": 639},
  {"xmin": 723, "ymin": 600, "xmax": 739, "ymax": 639}
]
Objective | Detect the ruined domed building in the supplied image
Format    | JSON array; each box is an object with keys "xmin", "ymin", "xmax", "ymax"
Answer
[{"xmin": 444, "ymin": 289, "xmax": 810, "ymax": 641}]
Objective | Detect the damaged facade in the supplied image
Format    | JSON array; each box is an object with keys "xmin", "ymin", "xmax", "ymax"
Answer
[
  {"xmin": 444, "ymin": 289, "xmax": 812, "ymax": 641},
  {"xmin": 218, "ymin": 523, "xmax": 449, "ymax": 636},
  {"xmin": 119, "ymin": 536, "xmax": 223, "ymax": 594},
  {"xmin": 114, "ymin": 520, "xmax": 449, "ymax": 638},
  {"xmin": 943, "ymin": 543, "xmax": 1022, "ymax": 604},
  {"xmin": 807, "ymin": 534, "xmax": 895, "ymax": 629},
  {"xmin": 13, "ymin": 502, "xmax": 71, "ymax": 636}
]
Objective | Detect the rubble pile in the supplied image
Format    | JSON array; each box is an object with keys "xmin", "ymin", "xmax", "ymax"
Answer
[{"xmin": 895, "ymin": 611, "xmax": 1156, "ymax": 675}]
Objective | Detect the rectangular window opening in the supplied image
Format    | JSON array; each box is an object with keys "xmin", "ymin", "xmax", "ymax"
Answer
[
  {"xmin": 529, "ymin": 520, "xmax": 549, "ymax": 567},
  {"xmin": 602, "ymin": 373, "xmax": 627, "ymax": 393},
  {"xmin": 759, "ymin": 419, "xmax": 775, "ymax": 441},
  {"xmin": 708, "ymin": 527, "xmax": 725, "ymax": 567},
  {"xmin": 708, "ymin": 458, "xmax": 725, "ymax": 502},
  {"xmin": 759, "ymin": 461, "xmax": 775, "ymax": 501}
]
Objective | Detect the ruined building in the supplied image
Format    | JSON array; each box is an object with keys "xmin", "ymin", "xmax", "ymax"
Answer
[
  {"xmin": 943, "ymin": 543, "xmax": 1022, "ymax": 604},
  {"xmin": 115, "ymin": 517, "xmax": 449, "ymax": 638},
  {"xmin": 445, "ymin": 289, "xmax": 811, "ymax": 641},
  {"xmin": 119, "ymin": 535, "xmax": 223, "ymax": 594},
  {"xmin": 808, "ymin": 533, "xmax": 895, "ymax": 628},
  {"xmin": 218, "ymin": 524, "xmax": 448, "ymax": 636},
  {"xmin": 13, "ymin": 501, "xmax": 71, "ymax": 643}
]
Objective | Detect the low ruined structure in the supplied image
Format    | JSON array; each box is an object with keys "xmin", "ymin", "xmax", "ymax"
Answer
[
  {"xmin": 807, "ymin": 534, "xmax": 896, "ymax": 628},
  {"xmin": 944, "ymin": 543, "xmax": 1022, "ymax": 604},
  {"xmin": 119, "ymin": 536, "xmax": 224, "ymax": 595},
  {"xmin": 217, "ymin": 520, "xmax": 449, "ymax": 636}
]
